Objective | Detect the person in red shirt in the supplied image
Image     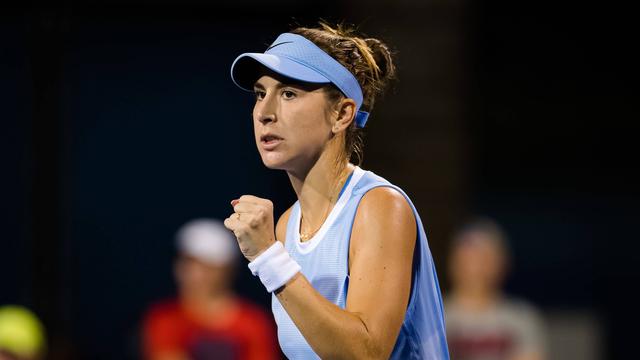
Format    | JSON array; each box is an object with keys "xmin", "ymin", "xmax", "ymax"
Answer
[{"xmin": 142, "ymin": 219, "xmax": 279, "ymax": 360}]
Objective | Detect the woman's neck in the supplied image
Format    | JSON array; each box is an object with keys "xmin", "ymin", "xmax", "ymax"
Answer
[{"xmin": 287, "ymin": 150, "xmax": 354, "ymax": 237}]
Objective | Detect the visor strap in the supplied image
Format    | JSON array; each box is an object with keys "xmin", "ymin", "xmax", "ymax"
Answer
[{"xmin": 355, "ymin": 110, "xmax": 369, "ymax": 128}]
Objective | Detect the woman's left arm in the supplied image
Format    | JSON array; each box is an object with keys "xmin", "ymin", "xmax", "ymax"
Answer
[{"xmin": 225, "ymin": 188, "xmax": 416, "ymax": 359}]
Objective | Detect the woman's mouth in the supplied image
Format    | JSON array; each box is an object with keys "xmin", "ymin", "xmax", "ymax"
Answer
[{"xmin": 260, "ymin": 134, "xmax": 283, "ymax": 150}]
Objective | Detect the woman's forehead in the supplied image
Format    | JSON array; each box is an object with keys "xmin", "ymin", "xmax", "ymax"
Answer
[{"xmin": 253, "ymin": 74, "xmax": 282, "ymax": 88}]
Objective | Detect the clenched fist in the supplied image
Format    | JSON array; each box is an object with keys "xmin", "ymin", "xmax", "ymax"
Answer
[{"xmin": 224, "ymin": 195, "xmax": 276, "ymax": 262}]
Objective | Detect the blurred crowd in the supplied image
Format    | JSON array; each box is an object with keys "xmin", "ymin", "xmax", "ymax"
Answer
[{"xmin": 445, "ymin": 219, "xmax": 546, "ymax": 360}]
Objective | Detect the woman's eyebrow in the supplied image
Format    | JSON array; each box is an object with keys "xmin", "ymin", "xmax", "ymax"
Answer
[
  {"xmin": 253, "ymin": 80, "xmax": 317, "ymax": 93},
  {"xmin": 253, "ymin": 82, "xmax": 287, "ymax": 91}
]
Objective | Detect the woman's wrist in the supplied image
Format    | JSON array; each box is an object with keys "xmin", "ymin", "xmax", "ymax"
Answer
[{"xmin": 247, "ymin": 241, "xmax": 301, "ymax": 293}]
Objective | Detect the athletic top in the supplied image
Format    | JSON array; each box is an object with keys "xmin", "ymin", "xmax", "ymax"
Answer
[{"xmin": 272, "ymin": 166, "xmax": 450, "ymax": 359}]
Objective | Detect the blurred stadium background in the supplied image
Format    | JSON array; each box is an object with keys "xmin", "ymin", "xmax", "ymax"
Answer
[{"xmin": 1, "ymin": 0, "xmax": 636, "ymax": 359}]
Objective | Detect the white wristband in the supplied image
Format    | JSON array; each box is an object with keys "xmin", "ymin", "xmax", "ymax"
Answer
[{"xmin": 248, "ymin": 241, "xmax": 301, "ymax": 293}]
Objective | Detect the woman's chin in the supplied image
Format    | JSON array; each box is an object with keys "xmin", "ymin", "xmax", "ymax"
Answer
[
  {"xmin": 260, "ymin": 153, "xmax": 289, "ymax": 170},
  {"xmin": 263, "ymin": 162, "xmax": 285, "ymax": 170}
]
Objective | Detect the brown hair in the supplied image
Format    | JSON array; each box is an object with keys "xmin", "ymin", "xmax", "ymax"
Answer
[{"xmin": 290, "ymin": 21, "xmax": 397, "ymax": 166}]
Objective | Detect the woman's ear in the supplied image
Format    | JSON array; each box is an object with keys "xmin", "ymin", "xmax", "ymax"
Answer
[{"xmin": 332, "ymin": 98, "xmax": 357, "ymax": 134}]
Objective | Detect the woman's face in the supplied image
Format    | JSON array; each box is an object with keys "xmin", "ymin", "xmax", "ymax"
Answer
[{"xmin": 252, "ymin": 73, "xmax": 336, "ymax": 171}]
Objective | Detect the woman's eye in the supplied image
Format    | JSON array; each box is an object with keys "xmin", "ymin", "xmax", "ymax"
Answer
[
  {"xmin": 254, "ymin": 90, "xmax": 266, "ymax": 100},
  {"xmin": 282, "ymin": 90, "xmax": 296, "ymax": 99}
]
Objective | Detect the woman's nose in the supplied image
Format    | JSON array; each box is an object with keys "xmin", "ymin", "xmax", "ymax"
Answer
[
  {"xmin": 255, "ymin": 96, "xmax": 277, "ymax": 125},
  {"xmin": 257, "ymin": 112, "xmax": 276, "ymax": 125}
]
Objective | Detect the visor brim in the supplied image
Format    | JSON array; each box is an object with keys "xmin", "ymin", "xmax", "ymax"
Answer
[{"xmin": 230, "ymin": 53, "xmax": 331, "ymax": 91}]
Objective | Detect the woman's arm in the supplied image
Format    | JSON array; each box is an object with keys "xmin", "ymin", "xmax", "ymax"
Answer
[{"xmin": 273, "ymin": 187, "xmax": 416, "ymax": 359}]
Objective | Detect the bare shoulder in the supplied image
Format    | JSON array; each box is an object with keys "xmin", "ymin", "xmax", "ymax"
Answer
[
  {"xmin": 351, "ymin": 186, "xmax": 416, "ymax": 253},
  {"xmin": 357, "ymin": 186, "xmax": 414, "ymax": 221},
  {"xmin": 275, "ymin": 204, "xmax": 295, "ymax": 243}
]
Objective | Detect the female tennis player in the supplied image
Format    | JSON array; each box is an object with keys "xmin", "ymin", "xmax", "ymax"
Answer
[{"xmin": 224, "ymin": 22, "xmax": 449, "ymax": 359}]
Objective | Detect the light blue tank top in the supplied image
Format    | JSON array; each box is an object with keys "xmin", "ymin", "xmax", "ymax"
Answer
[{"xmin": 272, "ymin": 166, "xmax": 450, "ymax": 359}]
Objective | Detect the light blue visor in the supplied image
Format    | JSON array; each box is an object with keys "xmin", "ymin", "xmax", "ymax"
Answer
[{"xmin": 230, "ymin": 33, "xmax": 370, "ymax": 128}]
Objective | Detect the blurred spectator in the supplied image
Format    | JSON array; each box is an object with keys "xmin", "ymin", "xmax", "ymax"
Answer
[
  {"xmin": 0, "ymin": 305, "xmax": 46, "ymax": 360},
  {"xmin": 445, "ymin": 218, "xmax": 546, "ymax": 360},
  {"xmin": 141, "ymin": 219, "xmax": 279, "ymax": 360}
]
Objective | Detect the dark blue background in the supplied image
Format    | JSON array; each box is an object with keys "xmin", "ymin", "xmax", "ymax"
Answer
[{"xmin": 1, "ymin": 1, "xmax": 636, "ymax": 359}]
